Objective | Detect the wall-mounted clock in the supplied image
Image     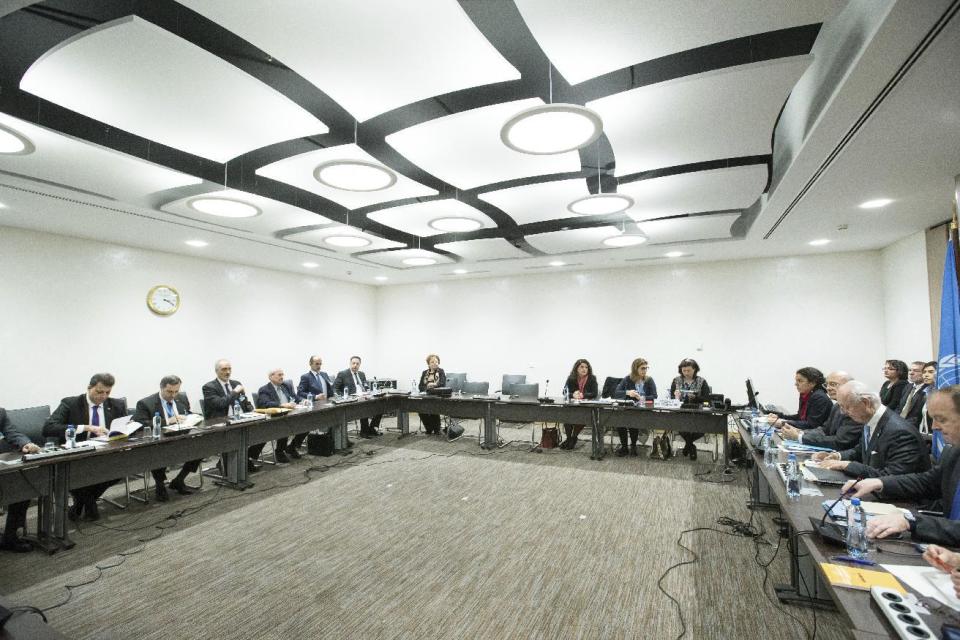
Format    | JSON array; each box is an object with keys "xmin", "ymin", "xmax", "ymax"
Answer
[{"xmin": 146, "ymin": 285, "xmax": 181, "ymax": 316}]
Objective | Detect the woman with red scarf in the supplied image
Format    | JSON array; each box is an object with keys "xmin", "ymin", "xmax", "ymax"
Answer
[
  {"xmin": 767, "ymin": 366, "xmax": 832, "ymax": 430},
  {"xmin": 560, "ymin": 358, "xmax": 598, "ymax": 450}
]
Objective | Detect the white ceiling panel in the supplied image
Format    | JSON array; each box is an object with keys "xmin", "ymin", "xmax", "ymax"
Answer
[
  {"xmin": 160, "ymin": 188, "xmax": 332, "ymax": 234},
  {"xmin": 526, "ymin": 225, "xmax": 621, "ymax": 254},
  {"xmin": 621, "ymin": 165, "xmax": 767, "ymax": 222},
  {"xmin": 366, "ymin": 199, "xmax": 496, "ymax": 237},
  {"xmin": 515, "ymin": 0, "xmax": 840, "ymax": 85},
  {"xmin": 589, "ymin": 57, "xmax": 812, "ymax": 176},
  {"xmin": 179, "ymin": 0, "xmax": 520, "ymax": 122},
  {"xmin": 639, "ymin": 213, "xmax": 740, "ymax": 244},
  {"xmin": 20, "ymin": 16, "xmax": 327, "ymax": 162},
  {"xmin": 435, "ymin": 237, "xmax": 528, "ymax": 262},
  {"xmin": 285, "ymin": 225, "xmax": 404, "ymax": 253},
  {"xmin": 479, "ymin": 178, "xmax": 594, "ymax": 224},
  {"xmin": 0, "ymin": 112, "xmax": 201, "ymax": 200},
  {"xmin": 385, "ymin": 99, "xmax": 583, "ymax": 190},
  {"xmin": 360, "ymin": 248, "xmax": 454, "ymax": 268},
  {"xmin": 256, "ymin": 144, "xmax": 437, "ymax": 210}
]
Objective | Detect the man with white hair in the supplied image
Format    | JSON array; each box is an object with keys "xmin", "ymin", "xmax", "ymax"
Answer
[
  {"xmin": 779, "ymin": 371, "xmax": 862, "ymax": 450},
  {"xmin": 811, "ymin": 380, "xmax": 929, "ymax": 478}
]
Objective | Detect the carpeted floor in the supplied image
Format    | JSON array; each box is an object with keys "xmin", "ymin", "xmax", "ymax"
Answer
[{"xmin": 1, "ymin": 420, "xmax": 853, "ymax": 639}]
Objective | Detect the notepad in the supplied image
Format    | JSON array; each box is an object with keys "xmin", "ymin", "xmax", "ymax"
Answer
[
  {"xmin": 820, "ymin": 563, "xmax": 906, "ymax": 593},
  {"xmin": 92, "ymin": 415, "xmax": 143, "ymax": 441}
]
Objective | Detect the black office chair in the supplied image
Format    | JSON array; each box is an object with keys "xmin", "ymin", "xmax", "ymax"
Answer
[
  {"xmin": 511, "ymin": 383, "xmax": 539, "ymax": 399},
  {"xmin": 445, "ymin": 373, "xmax": 467, "ymax": 393},
  {"xmin": 461, "ymin": 381, "xmax": 489, "ymax": 395},
  {"xmin": 501, "ymin": 374, "xmax": 526, "ymax": 396},
  {"xmin": 7, "ymin": 405, "xmax": 51, "ymax": 446},
  {"xmin": 600, "ymin": 376, "xmax": 621, "ymax": 399}
]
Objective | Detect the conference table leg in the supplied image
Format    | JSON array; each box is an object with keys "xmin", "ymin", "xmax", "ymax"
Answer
[
  {"xmin": 52, "ymin": 462, "xmax": 74, "ymax": 550},
  {"xmin": 590, "ymin": 408, "xmax": 604, "ymax": 460},
  {"xmin": 774, "ymin": 518, "xmax": 836, "ymax": 609},
  {"xmin": 481, "ymin": 404, "xmax": 496, "ymax": 449},
  {"xmin": 397, "ymin": 409, "xmax": 409, "ymax": 438}
]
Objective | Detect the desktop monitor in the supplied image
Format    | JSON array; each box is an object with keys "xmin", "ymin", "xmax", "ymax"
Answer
[{"xmin": 745, "ymin": 378, "xmax": 759, "ymax": 410}]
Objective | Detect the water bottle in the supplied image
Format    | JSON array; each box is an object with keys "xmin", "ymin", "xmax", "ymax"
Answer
[
  {"xmin": 763, "ymin": 430, "xmax": 776, "ymax": 467},
  {"xmin": 232, "ymin": 399, "xmax": 242, "ymax": 420},
  {"xmin": 562, "ymin": 385, "xmax": 570, "ymax": 404},
  {"xmin": 786, "ymin": 452, "xmax": 801, "ymax": 499},
  {"xmin": 411, "ymin": 379, "xmax": 419, "ymax": 395},
  {"xmin": 152, "ymin": 412, "xmax": 162, "ymax": 439},
  {"xmin": 65, "ymin": 425, "xmax": 76, "ymax": 449},
  {"xmin": 306, "ymin": 392, "xmax": 314, "ymax": 408},
  {"xmin": 845, "ymin": 498, "xmax": 869, "ymax": 559}
]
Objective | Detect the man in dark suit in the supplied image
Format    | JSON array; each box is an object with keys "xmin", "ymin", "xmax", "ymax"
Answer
[
  {"xmin": 201, "ymin": 359, "xmax": 260, "ymax": 472},
  {"xmin": 297, "ymin": 355, "xmax": 352, "ymax": 449},
  {"xmin": 334, "ymin": 355, "xmax": 382, "ymax": 438},
  {"xmin": 812, "ymin": 380, "xmax": 929, "ymax": 478},
  {"xmin": 843, "ymin": 386, "xmax": 960, "ymax": 545},
  {"xmin": 256, "ymin": 368, "xmax": 305, "ymax": 463},
  {"xmin": 896, "ymin": 360, "xmax": 930, "ymax": 428},
  {"xmin": 780, "ymin": 371, "xmax": 863, "ymax": 450},
  {"xmin": 43, "ymin": 372, "xmax": 126, "ymax": 521},
  {"xmin": 1, "ymin": 407, "xmax": 41, "ymax": 552},
  {"xmin": 132, "ymin": 375, "xmax": 200, "ymax": 501}
]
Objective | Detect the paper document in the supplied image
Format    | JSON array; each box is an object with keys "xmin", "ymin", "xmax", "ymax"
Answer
[
  {"xmin": 882, "ymin": 564, "xmax": 960, "ymax": 610},
  {"xmin": 91, "ymin": 415, "xmax": 143, "ymax": 441}
]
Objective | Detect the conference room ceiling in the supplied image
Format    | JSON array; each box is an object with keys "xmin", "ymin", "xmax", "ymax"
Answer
[{"xmin": 0, "ymin": 1, "xmax": 957, "ymax": 285}]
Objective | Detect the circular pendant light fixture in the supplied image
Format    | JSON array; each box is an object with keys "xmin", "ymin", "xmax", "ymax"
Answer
[
  {"xmin": 0, "ymin": 124, "xmax": 34, "ymax": 155},
  {"xmin": 603, "ymin": 233, "xmax": 647, "ymax": 248},
  {"xmin": 501, "ymin": 103, "xmax": 603, "ymax": 155},
  {"xmin": 188, "ymin": 197, "xmax": 260, "ymax": 218},
  {"xmin": 568, "ymin": 193, "xmax": 634, "ymax": 216},
  {"xmin": 324, "ymin": 234, "xmax": 372, "ymax": 248},
  {"xmin": 428, "ymin": 217, "xmax": 483, "ymax": 233},
  {"xmin": 403, "ymin": 257, "xmax": 437, "ymax": 266},
  {"xmin": 314, "ymin": 159, "xmax": 397, "ymax": 192}
]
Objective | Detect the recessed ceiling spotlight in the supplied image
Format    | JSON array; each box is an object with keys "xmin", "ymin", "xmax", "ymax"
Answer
[
  {"xmin": 567, "ymin": 193, "xmax": 634, "ymax": 216},
  {"xmin": 808, "ymin": 238, "xmax": 831, "ymax": 246},
  {"xmin": 302, "ymin": 262, "xmax": 319, "ymax": 268},
  {"xmin": 603, "ymin": 233, "xmax": 647, "ymax": 248},
  {"xmin": 0, "ymin": 202, "xmax": 7, "ymax": 209},
  {"xmin": 324, "ymin": 235, "xmax": 372, "ymax": 248},
  {"xmin": 428, "ymin": 217, "xmax": 483, "ymax": 232},
  {"xmin": 314, "ymin": 159, "xmax": 397, "ymax": 192},
  {"xmin": 501, "ymin": 103, "xmax": 603, "ymax": 155},
  {"xmin": 859, "ymin": 198, "xmax": 893, "ymax": 209},
  {"xmin": 188, "ymin": 197, "xmax": 260, "ymax": 218},
  {"xmin": 403, "ymin": 257, "xmax": 437, "ymax": 266},
  {"xmin": 0, "ymin": 124, "xmax": 34, "ymax": 155},
  {"xmin": 549, "ymin": 260, "xmax": 566, "ymax": 267},
  {"xmin": 184, "ymin": 240, "xmax": 208, "ymax": 248},
  {"xmin": 374, "ymin": 276, "xmax": 388, "ymax": 281},
  {"xmin": 664, "ymin": 251, "xmax": 684, "ymax": 258},
  {"xmin": 453, "ymin": 268, "xmax": 468, "ymax": 275}
]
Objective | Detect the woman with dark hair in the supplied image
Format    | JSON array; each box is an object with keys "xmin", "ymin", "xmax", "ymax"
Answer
[
  {"xmin": 670, "ymin": 358, "xmax": 712, "ymax": 460},
  {"xmin": 560, "ymin": 358, "xmax": 598, "ymax": 450},
  {"xmin": 767, "ymin": 366, "xmax": 832, "ymax": 430},
  {"xmin": 880, "ymin": 359, "xmax": 910, "ymax": 410},
  {"xmin": 418, "ymin": 354, "xmax": 446, "ymax": 435},
  {"xmin": 613, "ymin": 358, "xmax": 657, "ymax": 456}
]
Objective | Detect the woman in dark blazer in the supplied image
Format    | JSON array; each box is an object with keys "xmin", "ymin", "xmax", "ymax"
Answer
[
  {"xmin": 670, "ymin": 358, "xmax": 712, "ymax": 460},
  {"xmin": 880, "ymin": 359, "xmax": 910, "ymax": 410},
  {"xmin": 767, "ymin": 366, "xmax": 832, "ymax": 430},
  {"xmin": 613, "ymin": 357, "xmax": 657, "ymax": 456},
  {"xmin": 418, "ymin": 354, "xmax": 446, "ymax": 435},
  {"xmin": 560, "ymin": 358, "xmax": 598, "ymax": 450}
]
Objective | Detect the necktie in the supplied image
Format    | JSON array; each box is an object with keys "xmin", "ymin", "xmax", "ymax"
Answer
[
  {"xmin": 901, "ymin": 386, "xmax": 918, "ymax": 417},
  {"xmin": 934, "ymin": 431, "xmax": 946, "ymax": 463},
  {"xmin": 224, "ymin": 382, "xmax": 232, "ymax": 397},
  {"xmin": 277, "ymin": 385, "xmax": 288, "ymax": 403},
  {"xmin": 92, "ymin": 405, "xmax": 101, "ymax": 426},
  {"xmin": 165, "ymin": 401, "xmax": 175, "ymax": 418},
  {"xmin": 354, "ymin": 373, "xmax": 361, "ymax": 391},
  {"xmin": 862, "ymin": 425, "xmax": 870, "ymax": 453}
]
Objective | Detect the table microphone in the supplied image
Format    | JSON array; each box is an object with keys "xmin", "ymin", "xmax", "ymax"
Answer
[{"xmin": 820, "ymin": 476, "xmax": 863, "ymax": 528}]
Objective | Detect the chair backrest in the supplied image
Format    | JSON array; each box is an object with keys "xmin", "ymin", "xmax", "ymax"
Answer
[
  {"xmin": 601, "ymin": 376, "xmax": 621, "ymax": 399},
  {"xmin": 512, "ymin": 383, "xmax": 539, "ymax": 399},
  {"xmin": 501, "ymin": 374, "xmax": 526, "ymax": 395},
  {"xmin": 112, "ymin": 397, "xmax": 131, "ymax": 416},
  {"xmin": 461, "ymin": 381, "xmax": 490, "ymax": 395},
  {"xmin": 7, "ymin": 405, "xmax": 51, "ymax": 445},
  {"xmin": 445, "ymin": 373, "xmax": 467, "ymax": 392},
  {"xmin": 252, "ymin": 392, "xmax": 260, "ymax": 407}
]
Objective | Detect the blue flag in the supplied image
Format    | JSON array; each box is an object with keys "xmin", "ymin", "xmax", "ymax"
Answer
[{"xmin": 934, "ymin": 237, "xmax": 960, "ymax": 460}]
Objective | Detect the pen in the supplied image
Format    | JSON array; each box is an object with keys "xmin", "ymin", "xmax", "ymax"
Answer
[{"xmin": 831, "ymin": 555, "xmax": 877, "ymax": 567}]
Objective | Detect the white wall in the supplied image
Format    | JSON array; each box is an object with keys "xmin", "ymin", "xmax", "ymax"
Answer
[
  {"xmin": 881, "ymin": 231, "xmax": 934, "ymax": 361},
  {"xmin": 0, "ymin": 227, "xmax": 377, "ymax": 410},
  {"xmin": 374, "ymin": 252, "xmax": 889, "ymax": 408}
]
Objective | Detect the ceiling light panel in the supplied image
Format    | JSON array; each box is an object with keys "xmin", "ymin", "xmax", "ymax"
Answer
[
  {"xmin": 479, "ymin": 178, "xmax": 593, "ymax": 224},
  {"xmin": 366, "ymin": 199, "xmax": 495, "ymax": 237},
  {"xmin": 514, "ymin": 0, "xmax": 839, "ymax": 85},
  {"xmin": 638, "ymin": 212, "xmax": 740, "ymax": 244},
  {"xmin": 434, "ymin": 237, "xmax": 528, "ymax": 261},
  {"xmin": 360, "ymin": 248, "xmax": 453, "ymax": 268},
  {"xmin": 20, "ymin": 16, "xmax": 328, "ymax": 163},
  {"xmin": 161, "ymin": 188, "xmax": 332, "ymax": 233},
  {"xmin": 256, "ymin": 144, "xmax": 436, "ymax": 210},
  {"xmin": 178, "ymin": 0, "xmax": 520, "ymax": 122},
  {"xmin": 589, "ymin": 57, "xmax": 812, "ymax": 176},
  {"xmin": 386, "ymin": 99, "xmax": 582, "ymax": 190},
  {"xmin": 285, "ymin": 226, "xmax": 404, "ymax": 254},
  {"xmin": 0, "ymin": 112, "xmax": 201, "ymax": 200},
  {"xmin": 526, "ymin": 226, "xmax": 621, "ymax": 254},
  {"xmin": 621, "ymin": 165, "xmax": 767, "ymax": 222}
]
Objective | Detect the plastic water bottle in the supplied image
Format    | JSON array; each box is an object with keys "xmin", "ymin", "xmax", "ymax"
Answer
[
  {"xmin": 763, "ymin": 430, "xmax": 776, "ymax": 467},
  {"xmin": 786, "ymin": 452, "xmax": 801, "ymax": 499},
  {"xmin": 152, "ymin": 412, "xmax": 162, "ymax": 439},
  {"xmin": 562, "ymin": 386, "xmax": 570, "ymax": 404},
  {"xmin": 411, "ymin": 379, "xmax": 419, "ymax": 395},
  {"xmin": 232, "ymin": 400, "xmax": 242, "ymax": 420},
  {"xmin": 845, "ymin": 498, "xmax": 869, "ymax": 559},
  {"xmin": 65, "ymin": 425, "xmax": 76, "ymax": 449}
]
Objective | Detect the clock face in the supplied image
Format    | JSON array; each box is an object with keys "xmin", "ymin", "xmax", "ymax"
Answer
[{"xmin": 147, "ymin": 285, "xmax": 180, "ymax": 316}]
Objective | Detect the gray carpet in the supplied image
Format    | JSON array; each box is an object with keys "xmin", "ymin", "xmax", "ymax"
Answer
[{"xmin": 1, "ymin": 421, "xmax": 853, "ymax": 639}]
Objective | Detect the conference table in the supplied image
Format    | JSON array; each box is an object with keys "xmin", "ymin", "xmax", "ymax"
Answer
[{"xmin": 741, "ymin": 419, "xmax": 953, "ymax": 637}]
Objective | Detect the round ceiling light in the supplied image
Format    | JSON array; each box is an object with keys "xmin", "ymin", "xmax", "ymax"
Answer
[
  {"xmin": 453, "ymin": 268, "xmax": 468, "ymax": 275},
  {"xmin": 548, "ymin": 260, "xmax": 566, "ymax": 267},
  {"xmin": 403, "ymin": 257, "xmax": 437, "ymax": 267},
  {"xmin": 665, "ymin": 251, "xmax": 685, "ymax": 258},
  {"xmin": 0, "ymin": 124, "xmax": 34, "ymax": 155},
  {"xmin": 314, "ymin": 160, "xmax": 397, "ymax": 192},
  {"xmin": 603, "ymin": 233, "xmax": 647, "ymax": 248},
  {"xmin": 567, "ymin": 193, "xmax": 634, "ymax": 216},
  {"xmin": 859, "ymin": 198, "xmax": 893, "ymax": 209},
  {"xmin": 428, "ymin": 217, "xmax": 483, "ymax": 233},
  {"xmin": 500, "ymin": 103, "xmax": 603, "ymax": 155},
  {"xmin": 188, "ymin": 197, "xmax": 260, "ymax": 218},
  {"xmin": 184, "ymin": 240, "xmax": 208, "ymax": 248},
  {"xmin": 324, "ymin": 235, "xmax": 372, "ymax": 248}
]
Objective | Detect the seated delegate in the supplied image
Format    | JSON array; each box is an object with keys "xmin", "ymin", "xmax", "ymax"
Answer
[
  {"xmin": 613, "ymin": 358, "xmax": 657, "ymax": 457},
  {"xmin": 669, "ymin": 357, "xmax": 711, "ymax": 460},
  {"xmin": 766, "ymin": 366, "xmax": 832, "ymax": 431},
  {"xmin": 560, "ymin": 358, "xmax": 597, "ymax": 450}
]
